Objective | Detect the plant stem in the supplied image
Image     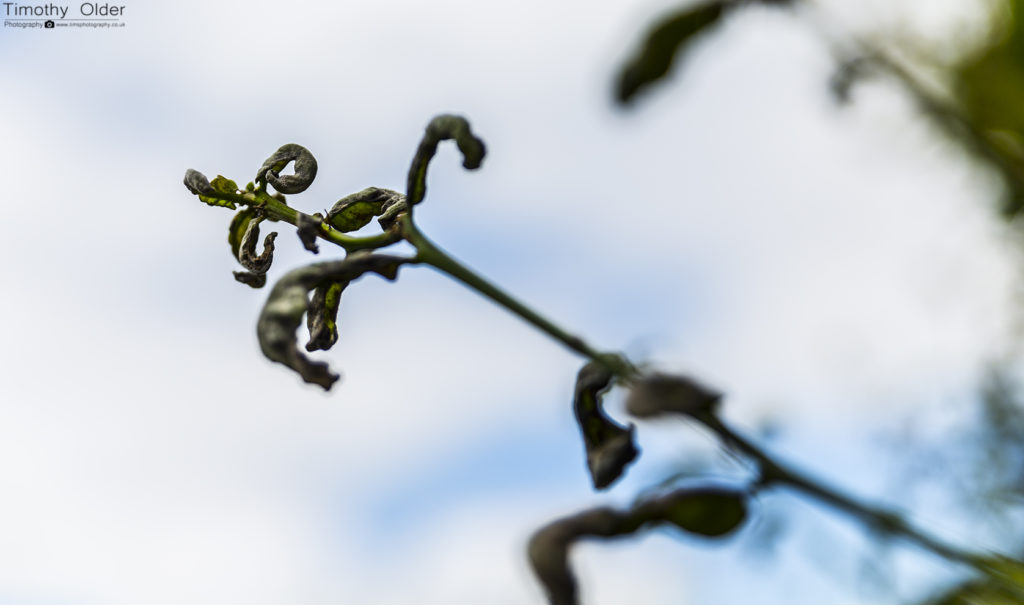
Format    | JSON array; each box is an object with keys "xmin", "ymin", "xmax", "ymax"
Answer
[
  {"xmin": 207, "ymin": 190, "xmax": 401, "ymax": 251},
  {"xmin": 399, "ymin": 216, "xmax": 633, "ymax": 377},
  {"xmin": 696, "ymin": 411, "xmax": 987, "ymax": 569},
  {"xmin": 212, "ymin": 186, "xmax": 626, "ymax": 372},
  {"xmin": 205, "ymin": 182, "xmax": 999, "ymax": 574}
]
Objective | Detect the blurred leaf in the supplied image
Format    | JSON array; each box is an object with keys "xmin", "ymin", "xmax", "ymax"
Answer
[
  {"xmin": 528, "ymin": 518, "xmax": 582, "ymax": 605},
  {"xmin": 925, "ymin": 565, "xmax": 1024, "ymax": 605},
  {"xmin": 615, "ymin": 1, "xmax": 727, "ymax": 105},
  {"xmin": 829, "ymin": 56, "xmax": 872, "ymax": 105},
  {"xmin": 625, "ymin": 372, "xmax": 721, "ymax": 419},
  {"xmin": 991, "ymin": 557, "xmax": 1024, "ymax": 580},
  {"xmin": 919, "ymin": 557, "xmax": 1024, "ymax": 604},
  {"xmin": 656, "ymin": 487, "xmax": 748, "ymax": 537},
  {"xmin": 527, "ymin": 486, "xmax": 749, "ymax": 604},
  {"xmin": 954, "ymin": 0, "xmax": 1024, "ymax": 216},
  {"xmin": 573, "ymin": 362, "xmax": 639, "ymax": 490},
  {"xmin": 958, "ymin": 1, "xmax": 1024, "ymax": 133}
]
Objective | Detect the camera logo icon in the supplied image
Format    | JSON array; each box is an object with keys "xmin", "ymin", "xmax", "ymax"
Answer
[{"xmin": 44, "ymin": 20, "xmax": 54, "ymax": 28}]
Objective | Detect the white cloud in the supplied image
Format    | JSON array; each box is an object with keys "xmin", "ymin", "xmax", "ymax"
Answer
[{"xmin": 0, "ymin": 0, "xmax": 1018, "ymax": 603}]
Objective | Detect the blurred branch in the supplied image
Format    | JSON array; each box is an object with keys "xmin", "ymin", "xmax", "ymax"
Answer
[
  {"xmin": 695, "ymin": 411, "xmax": 987, "ymax": 568},
  {"xmin": 843, "ymin": 49, "xmax": 1024, "ymax": 217}
]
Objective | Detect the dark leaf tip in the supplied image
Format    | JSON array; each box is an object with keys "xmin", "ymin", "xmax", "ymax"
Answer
[
  {"xmin": 406, "ymin": 114, "xmax": 486, "ymax": 205},
  {"xmin": 573, "ymin": 362, "xmax": 639, "ymax": 490},
  {"xmin": 296, "ymin": 213, "xmax": 321, "ymax": 254}
]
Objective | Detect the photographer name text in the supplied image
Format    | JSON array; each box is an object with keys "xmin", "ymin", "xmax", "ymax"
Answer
[{"xmin": 3, "ymin": 2, "xmax": 124, "ymax": 18}]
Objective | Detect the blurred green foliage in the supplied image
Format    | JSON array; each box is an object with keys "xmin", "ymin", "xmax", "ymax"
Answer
[
  {"xmin": 956, "ymin": 0, "xmax": 1024, "ymax": 216},
  {"xmin": 616, "ymin": 0, "xmax": 727, "ymax": 104},
  {"xmin": 617, "ymin": 0, "xmax": 1024, "ymax": 218},
  {"xmin": 924, "ymin": 558, "xmax": 1024, "ymax": 604},
  {"xmin": 614, "ymin": 1, "xmax": 1024, "ymax": 602}
]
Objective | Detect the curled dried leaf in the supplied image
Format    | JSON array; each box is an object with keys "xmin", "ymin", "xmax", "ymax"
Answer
[
  {"xmin": 256, "ymin": 255, "xmax": 408, "ymax": 390},
  {"xmin": 296, "ymin": 213, "xmax": 322, "ymax": 254},
  {"xmin": 237, "ymin": 220, "xmax": 278, "ymax": 276},
  {"xmin": 258, "ymin": 278, "xmax": 336, "ymax": 389},
  {"xmin": 573, "ymin": 362, "xmax": 638, "ymax": 490},
  {"xmin": 228, "ymin": 208, "xmax": 259, "ymax": 259},
  {"xmin": 256, "ymin": 143, "xmax": 318, "ymax": 194},
  {"xmin": 305, "ymin": 281, "xmax": 345, "ymax": 352},
  {"xmin": 625, "ymin": 373, "xmax": 721, "ymax": 419},
  {"xmin": 327, "ymin": 187, "xmax": 405, "ymax": 233},
  {"xmin": 407, "ymin": 114, "xmax": 486, "ymax": 205},
  {"xmin": 377, "ymin": 194, "xmax": 410, "ymax": 231}
]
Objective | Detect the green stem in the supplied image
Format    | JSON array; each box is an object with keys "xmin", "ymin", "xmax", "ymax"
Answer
[
  {"xmin": 206, "ymin": 190, "xmax": 401, "ymax": 252},
  {"xmin": 399, "ymin": 216, "xmax": 632, "ymax": 377}
]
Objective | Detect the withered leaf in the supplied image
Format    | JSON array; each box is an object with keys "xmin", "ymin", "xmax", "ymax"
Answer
[
  {"xmin": 573, "ymin": 362, "xmax": 638, "ymax": 489},
  {"xmin": 257, "ymin": 255, "xmax": 408, "ymax": 390},
  {"xmin": 256, "ymin": 143, "xmax": 318, "ymax": 194},
  {"xmin": 407, "ymin": 115, "xmax": 486, "ymax": 205},
  {"xmin": 625, "ymin": 373, "xmax": 721, "ymax": 419}
]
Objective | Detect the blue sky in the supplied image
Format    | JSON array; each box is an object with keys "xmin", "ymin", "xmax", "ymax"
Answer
[{"xmin": 0, "ymin": 0, "xmax": 1018, "ymax": 603}]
